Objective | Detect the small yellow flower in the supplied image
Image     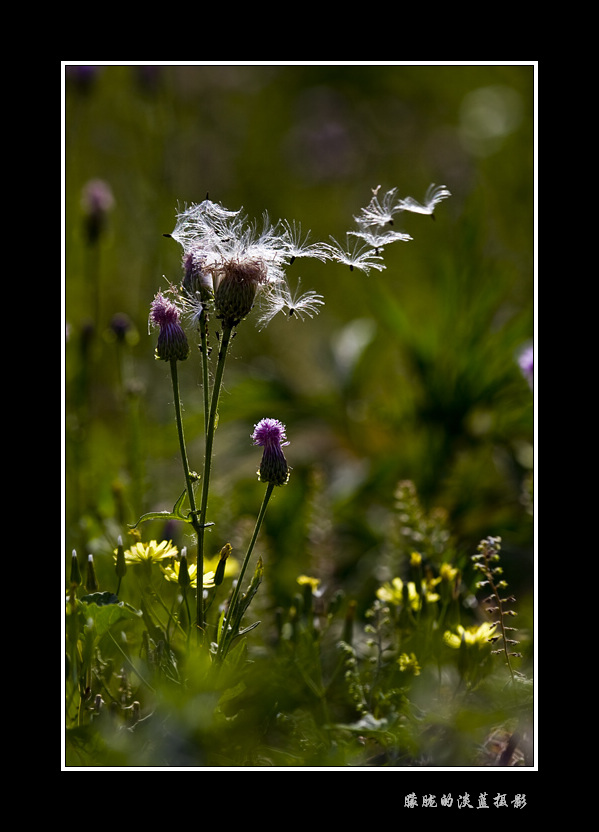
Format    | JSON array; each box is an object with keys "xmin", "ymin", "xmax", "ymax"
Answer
[
  {"xmin": 377, "ymin": 577, "xmax": 439, "ymax": 610},
  {"xmin": 297, "ymin": 575, "xmax": 321, "ymax": 592},
  {"xmin": 377, "ymin": 577, "xmax": 404, "ymax": 605},
  {"xmin": 423, "ymin": 575, "xmax": 441, "ymax": 603},
  {"xmin": 398, "ymin": 652, "xmax": 421, "ymax": 675},
  {"xmin": 439, "ymin": 562, "xmax": 459, "ymax": 583},
  {"xmin": 120, "ymin": 539, "xmax": 178, "ymax": 566},
  {"xmin": 161, "ymin": 560, "xmax": 215, "ymax": 589},
  {"xmin": 410, "ymin": 551, "xmax": 422, "ymax": 567},
  {"xmin": 443, "ymin": 621, "xmax": 497, "ymax": 650}
]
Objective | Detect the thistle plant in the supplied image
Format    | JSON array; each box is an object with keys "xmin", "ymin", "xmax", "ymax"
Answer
[{"xmin": 136, "ymin": 189, "xmax": 451, "ymax": 654}]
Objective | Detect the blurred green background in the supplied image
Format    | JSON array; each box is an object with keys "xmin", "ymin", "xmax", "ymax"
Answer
[{"xmin": 64, "ymin": 63, "xmax": 535, "ymax": 617}]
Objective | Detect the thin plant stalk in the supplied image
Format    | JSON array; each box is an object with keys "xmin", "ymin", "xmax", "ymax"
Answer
[
  {"xmin": 196, "ymin": 323, "xmax": 234, "ymax": 639},
  {"xmin": 216, "ymin": 481, "xmax": 275, "ymax": 663},
  {"xmin": 169, "ymin": 358, "xmax": 204, "ymax": 633},
  {"xmin": 198, "ymin": 311, "xmax": 211, "ymax": 434}
]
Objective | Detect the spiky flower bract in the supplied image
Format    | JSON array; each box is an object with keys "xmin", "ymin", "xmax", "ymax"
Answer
[
  {"xmin": 149, "ymin": 292, "xmax": 190, "ymax": 361},
  {"xmin": 214, "ymin": 257, "xmax": 269, "ymax": 328},
  {"xmin": 252, "ymin": 417, "xmax": 290, "ymax": 486}
]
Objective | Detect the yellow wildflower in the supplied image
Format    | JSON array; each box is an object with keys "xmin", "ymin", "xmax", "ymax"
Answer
[
  {"xmin": 297, "ymin": 575, "xmax": 321, "ymax": 592},
  {"xmin": 377, "ymin": 577, "xmax": 404, "ymax": 605},
  {"xmin": 439, "ymin": 562, "xmax": 459, "ymax": 583},
  {"xmin": 443, "ymin": 621, "xmax": 497, "ymax": 650},
  {"xmin": 161, "ymin": 560, "xmax": 215, "ymax": 589},
  {"xmin": 398, "ymin": 652, "xmax": 421, "ymax": 676},
  {"xmin": 377, "ymin": 576, "xmax": 439, "ymax": 610},
  {"xmin": 120, "ymin": 539, "xmax": 178, "ymax": 566}
]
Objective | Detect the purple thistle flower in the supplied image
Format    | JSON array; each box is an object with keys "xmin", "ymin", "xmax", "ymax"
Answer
[
  {"xmin": 518, "ymin": 344, "xmax": 533, "ymax": 389},
  {"xmin": 149, "ymin": 292, "xmax": 190, "ymax": 362},
  {"xmin": 252, "ymin": 418, "xmax": 290, "ymax": 486}
]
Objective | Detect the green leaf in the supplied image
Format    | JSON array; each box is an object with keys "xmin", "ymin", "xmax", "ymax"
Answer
[
  {"xmin": 129, "ymin": 487, "xmax": 214, "ymax": 529},
  {"xmin": 80, "ymin": 596, "xmax": 142, "ymax": 636},
  {"xmin": 237, "ymin": 620, "xmax": 261, "ymax": 636},
  {"xmin": 129, "ymin": 488, "xmax": 189, "ymax": 528}
]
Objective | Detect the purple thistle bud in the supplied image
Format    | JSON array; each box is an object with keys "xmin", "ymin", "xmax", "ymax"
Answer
[
  {"xmin": 182, "ymin": 247, "xmax": 214, "ymax": 300},
  {"xmin": 149, "ymin": 292, "xmax": 190, "ymax": 362},
  {"xmin": 252, "ymin": 418, "xmax": 290, "ymax": 486},
  {"xmin": 81, "ymin": 178, "xmax": 114, "ymax": 244},
  {"xmin": 110, "ymin": 312, "xmax": 133, "ymax": 343}
]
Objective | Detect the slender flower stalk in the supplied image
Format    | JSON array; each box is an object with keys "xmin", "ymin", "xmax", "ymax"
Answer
[
  {"xmin": 216, "ymin": 481, "xmax": 275, "ymax": 663},
  {"xmin": 170, "ymin": 356, "xmax": 208, "ymax": 638},
  {"xmin": 198, "ymin": 312, "xmax": 210, "ymax": 432},
  {"xmin": 472, "ymin": 536, "xmax": 521, "ymax": 682},
  {"xmin": 170, "ymin": 359, "xmax": 199, "ymax": 521},
  {"xmin": 215, "ymin": 419, "xmax": 290, "ymax": 663},
  {"xmin": 149, "ymin": 291, "xmax": 209, "ymax": 636},
  {"xmin": 195, "ymin": 323, "xmax": 235, "ymax": 639}
]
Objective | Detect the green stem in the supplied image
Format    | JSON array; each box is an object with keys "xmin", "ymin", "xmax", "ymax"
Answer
[
  {"xmin": 170, "ymin": 360, "xmax": 199, "ymax": 520},
  {"xmin": 182, "ymin": 589, "xmax": 192, "ymax": 647},
  {"xmin": 196, "ymin": 324, "xmax": 234, "ymax": 640},
  {"xmin": 169, "ymin": 359, "xmax": 204, "ymax": 632},
  {"xmin": 216, "ymin": 481, "xmax": 275, "ymax": 662},
  {"xmin": 198, "ymin": 312, "xmax": 211, "ymax": 434}
]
